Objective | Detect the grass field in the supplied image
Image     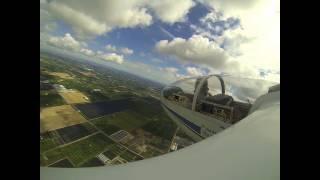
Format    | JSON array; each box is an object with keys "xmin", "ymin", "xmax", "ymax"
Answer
[
  {"xmin": 40, "ymin": 105, "xmax": 87, "ymax": 133},
  {"xmin": 80, "ymin": 157, "xmax": 104, "ymax": 167},
  {"xmin": 92, "ymin": 110, "xmax": 151, "ymax": 132},
  {"xmin": 75, "ymin": 99, "xmax": 131, "ymax": 119},
  {"xmin": 92, "ymin": 118, "xmax": 121, "ymax": 135},
  {"xmin": 42, "ymin": 148, "xmax": 66, "ymax": 166},
  {"xmin": 59, "ymin": 90, "xmax": 90, "ymax": 104},
  {"xmin": 61, "ymin": 133, "xmax": 115, "ymax": 166},
  {"xmin": 56, "ymin": 123, "xmax": 97, "ymax": 144},
  {"xmin": 49, "ymin": 159, "xmax": 74, "ymax": 167},
  {"xmin": 48, "ymin": 72, "xmax": 74, "ymax": 80},
  {"xmin": 41, "ymin": 133, "xmax": 115, "ymax": 167},
  {"xmin": 40, "ymin": 138, "xmax": 59, "ymax": 153},
  {"xmin": 40, "ymin": 91, "xmax": 65, "ymax": 107},
  {"xmin": 119, "ymin": 150, "xmax": 142, "ymax": 162}
]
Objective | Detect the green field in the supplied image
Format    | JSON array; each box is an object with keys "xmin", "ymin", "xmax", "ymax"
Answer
[
  {"xmin": 120, "ymin": 150, "xmax": 141, "ymax": 162},
  {"xmin": 40, "ymin": 132, "xmax": 62, "ymax": 153},
  {"xmin": 80, "ymin": 157, "xmax": 104, "ymax": 167},
  {"xmin": 140, "ymin": 147, "xmax": 163, "ymax": 159},
  {"xmin": 92, "ymin": 119, "xmax": 121, "ymax": 135},
  {"xmin": 142, "ymin": 119, "xmax": 177, "ymax": 141},
  {"xmin": 93, "ymin": 110, "xmax": 151, "ymax": 132},
  {"xmin": 42, "ymin": 148, "xmax": 66, "ymax": 166},
  {"xmin": 40, "ymin": 139, "xmax": 59, "ymax": 153},
  {"xmin": 41, "ymin": 133, "xmax": 115, "ymax": 167},
  {"xmin": 49, "ymin": 159, "xmax": 74, "ymax": 167},
  {"xmin": 40, "ymin": 91, "xmax": 65, "ymax": 107}
]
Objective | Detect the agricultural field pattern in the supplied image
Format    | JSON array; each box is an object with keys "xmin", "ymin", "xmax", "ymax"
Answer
[{"xmin": 40, "ymin": 52, "xmax": 194, "ymax": 167}]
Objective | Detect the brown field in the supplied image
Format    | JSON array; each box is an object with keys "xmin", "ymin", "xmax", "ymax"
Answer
[
  {"xmin": 48, "ymin": 72, "xmax": 74, "ymax": 80},
  {"xmin": 59, "ymin": 90, "xmax": 90, "ymax": 104},
  {"xmin": 40, "ymin": 105, "xmax": 87, "ymax": 133},
  {"xmin": 79, "ymin": 71, "xmax": 96, "ymax": 77}
]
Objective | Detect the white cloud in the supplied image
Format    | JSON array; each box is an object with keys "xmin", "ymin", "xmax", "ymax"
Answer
[
  {"xmin": 42, "ymin": 0, "xmax": 196, "ymax": 39},
  {"xmin": 120, "ymin": 47, "xmax": 134, "ymax": 55},
  {"xmin": 163, "ymin": 67, "xmax": 179, "ymax": 74},
  {"xmin": 48, "ymin": 33, "xmax": 83, "ymax": 51},
  {"xmin": 200, "ymin": 11, "xmax": 224, "ymax": 24},
  {"xmin": 105, "ymin": 44, "xmax": 117, "ymax": 52},
  {"xmin": 198, "ymin": 0, "xmax": 280, "ymax": 75},
  {"xmin": 156, "ymin": 35, "xmax": 230, "ymax": 69},
  {"xmin": 159, "ymin": 67, "xmax": 187, "ymax": 81},
  {"xmin": 148, "ymin": 0, "xmax": 195, "ymax": 24},
  {"xmin": 99, "ymin": 53, "xmax": 124, "ymax": 64},
  {"xmin": 105, "ymin": 45, "xmax": 133, "ymax": 55},
  {"xmin": 186, "ymin": 67, "xmax": 205, "ymax": 76},
  {"xmin": 45, "ymin": 0, "xmax": 152, "ymax": 39},
  {"xmin": 80, "ymin": 48, "xmax": 95, "ymax": 56}
]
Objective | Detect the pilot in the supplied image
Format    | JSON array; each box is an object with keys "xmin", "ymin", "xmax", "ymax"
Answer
[{"xmin": 195, "ymin": 78, "xmax": 209, "ymax": 102}]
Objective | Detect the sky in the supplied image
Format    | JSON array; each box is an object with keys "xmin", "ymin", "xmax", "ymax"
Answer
[{"xmin": 40, "ymin": 0, "xmax": 280, "ymax": 84}]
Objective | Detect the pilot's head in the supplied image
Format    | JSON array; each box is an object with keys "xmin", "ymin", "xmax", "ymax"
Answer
[{"xmin": 195, "ymin": 78, "xmax": 209, "ymax": 96}]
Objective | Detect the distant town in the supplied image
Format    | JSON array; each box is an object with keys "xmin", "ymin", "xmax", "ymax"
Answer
[{"xmin": 40, "ymin": 52, "xmax": 194, "ymax": 167}]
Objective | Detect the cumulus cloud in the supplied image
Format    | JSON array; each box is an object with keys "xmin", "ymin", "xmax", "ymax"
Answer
[
  {"xmin": 198, "ymin": 0, "xmax": 280, "ymax": 74},
  {"xmin": 99, "ymin": 53, "xmax": 124, "ymax": 64},
  {"xmin": 80, "ymin": 48, "xmax": 95, "ymax": 56},
  {"xmin": 159, "ymin": 67, "xmax": 187, "ymax": 80},
  {"xmin": 163, "ymin": 67, "xmax": 179, "ymax": 74},
  {"xmin": 105, "ymin": 44, "xmax": 117, "ymax": 52},
  {"xmin": 156, "ymin": 35, "xmax": 231, "ymax": 69},
  {"xmin": 120, "ymin": 47, "xmax": 134, "ymax": 55},
  {"xmin": 42, "ymin": 0, "xmax": 196, "ymax": 39},
  {"xmin": 48, "ymin": 33, "xmax": 83, "ymax": 51},
  {"xmin": 156, "ymin": 0, "xmax": 279, "ymax": 82},
  {"xmin": 148, "ymin": 0, "xmax": 195, "ymax": 24},
  {"xmin": 44, "ymin": 0, "xmax": 151, "ymax": 39},
  {"xmin": 105, "ymin": 45, "xmax": 133, "ymax": 55},
  {"xmin": 159, "ymin": 66, "xmax": 207, "ymax": 81},
  {"xmin": 186, "ymin": 67, "xmax": 206, "ymax": 76}
]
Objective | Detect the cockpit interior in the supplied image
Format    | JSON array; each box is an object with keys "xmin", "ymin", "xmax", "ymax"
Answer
[{"xmin": 162, "ymin": 75, "xmax": 276, "ymax": 124}]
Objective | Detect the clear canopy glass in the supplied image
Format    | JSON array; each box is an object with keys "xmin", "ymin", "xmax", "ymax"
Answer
[{"xmin": 161, "ymin": 75, "xmax": 278, "ymax": 123}]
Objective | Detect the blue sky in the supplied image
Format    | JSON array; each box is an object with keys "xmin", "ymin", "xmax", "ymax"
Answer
[{"xmin": 40, "ymin": 0, "xmax": 280, "ymax": 84}]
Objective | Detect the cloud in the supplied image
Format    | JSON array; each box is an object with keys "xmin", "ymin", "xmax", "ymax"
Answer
[
  {"xmin": 163, "ymin": 67, "xmax": 179, "ymax": 74},
  {"xmin": 198, "ymin": 0, "xmax": 280, "ymax": 73},
  {"xmin": 99, "ymin": 53, "xmax": 124, "ymax": 64},
  {"xmin": 159, "ymin": 67, "xmax": 187, "ymax": 81},
  {"xmin": 155, "ymin": 35, "xmax": 231, "ymax": 69},
  {"xmin": 159, "ymin": 66, "xmax": 207, "ymax": 81},
  {"xmin": 148, "ymin": 0, "xmax": 195, "ymax": 24},
  {"xmin": 42, "ymin": 0, "xmax": 196, "ymax": 39},
  {"xmin": 105, "ymin": 45, "xmax": 133, "ymax": 55},
  {"xmin": 45, "ymin": 0, "xmax": 152, "ymax": 39},
  {"xmin": 48, "ymin": 33, "xmax": 83, "ymax": 51},
  {"xmin": 186, "ymin": 67, "xmax": 206, "ymax": 76},
  {"xmin": 80, "ymin": 48, "xmax": 95, "ymax": 56},
  {"xmin": 120, "ymin": 47, "xmax": 134, "ymax": 55},
  {"xmin": 105, "ymin": 44, "xmax": 117, "ymax": 52}
]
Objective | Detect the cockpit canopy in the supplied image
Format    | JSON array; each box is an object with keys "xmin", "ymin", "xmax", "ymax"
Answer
[{"xmin": 161, "ymin": 75, "xmax": 278, "ymax": 124}]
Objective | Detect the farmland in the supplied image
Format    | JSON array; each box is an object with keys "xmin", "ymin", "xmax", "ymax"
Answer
[
  {"xmin": 75, "ymin": 99, "xmax": 131, "ymax": 119},
  {"xmin": 59, "ymin": 90, "xmax": 90, "ymax": 104},
  {"xmin": 92, "ymin": 110, "xmax": 151, "ymax": 132},
  {"xmin": 42, "ymin": 133, "xmax": 115, "ymax": 167},
  {"xmin": 56, "ymin": 123, "xmax": 97, "ymax": 144},
  {"xmin": 40, "ymin": 105, "xmax": 87, "ymax": 133},
  {"xmin": 40, "ymin": 91, "xmax": 65, "ymax": 108},
  {"xmin": 40, "ymin": 53, "xmax": 189, "ymax": 168}
]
